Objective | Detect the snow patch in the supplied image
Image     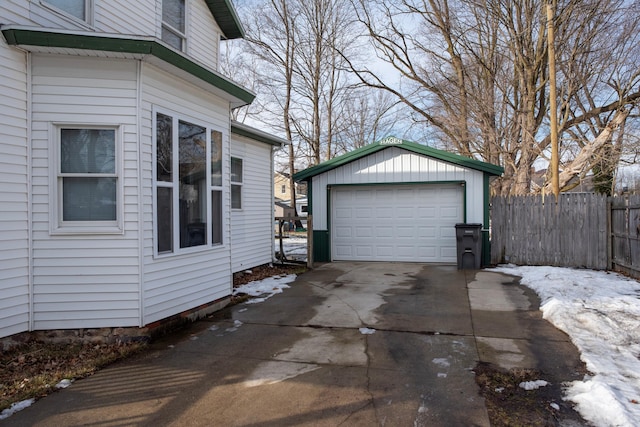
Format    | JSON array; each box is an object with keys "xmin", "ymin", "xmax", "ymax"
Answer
[
  {"xmin": 55, "ymin": 379, "xmax": 72, "ymax": 389},
  {"xmin": 0, "ymin": 399, "xmax": 35, "ymax": 420},
  {"xmin": 432, "ymin": 358, "xmax": 450, "ymax": 368},
  {"xmin": 519, "ymin": 380, "xmax": 549, "ymax": 390},
  {"xmin": 493, "ymin": 265, "xmax": 640, "ymax": 426},
  {"xmin": 233, "ymin": 274, "xmax": 297, "ymax": 303}
]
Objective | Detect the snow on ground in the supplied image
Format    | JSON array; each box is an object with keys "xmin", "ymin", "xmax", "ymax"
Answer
[
  {"xmin": 0, "ymin": 399, "xmax": 35, "ymax": 420},
  {"xmin": 493, "ymin": 265, "xmax": 640, "ymax": 427},
  {"xmin": 232, "ymin": 273, "xmax": 297, "ymax": 304},
  {"xmin": 275, "ymin": 236, "xmax": 307, "ymax": 262}
]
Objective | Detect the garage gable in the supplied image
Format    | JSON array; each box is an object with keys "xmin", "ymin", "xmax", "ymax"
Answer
[{"xmin": 294, "ymin": 137, "xmax": 504, "ymax": 182}]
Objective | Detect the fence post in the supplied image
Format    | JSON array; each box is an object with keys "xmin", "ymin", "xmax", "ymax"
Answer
[{"xmin": 607, "ymin": 197, "xmax": 612, "ymax": 270}]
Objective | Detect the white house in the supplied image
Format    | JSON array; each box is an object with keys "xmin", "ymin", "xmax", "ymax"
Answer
[
  {"xmin": 0, "ymin": 0, "xmax": 286, "ymax": 341},
  {"xmin": 294, "ymin": 137, "xmax": 503, "ymax": 265}
]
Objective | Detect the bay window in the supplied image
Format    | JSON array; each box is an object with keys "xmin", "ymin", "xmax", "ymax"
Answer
[{"xmin": 154, "ymin": 111, "xmax": 223, "ymax": 255}]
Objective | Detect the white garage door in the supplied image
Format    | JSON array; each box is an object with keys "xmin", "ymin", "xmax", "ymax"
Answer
[{"xmin": 331, "ymin": 185, "xmax": 463, "ymax": 262}]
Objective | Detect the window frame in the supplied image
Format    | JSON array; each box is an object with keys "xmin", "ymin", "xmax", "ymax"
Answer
[
  {"xmin": 50, "ymin": 123, "xmax": 123, "ymax": 235},
  {"xmin": 40, "ymin": 0, "xmax": 94, "ymax": 27},
  {"xmin": 152, "ymin": 108, "xmax": 225, "ymax": 258},
  {"xmin": 231, "ymin": 157, "xmax": 243, "ymax": 210},
  {"xmin": 161, "ymin": 0, "xmax": 188, "ymax": 52}
]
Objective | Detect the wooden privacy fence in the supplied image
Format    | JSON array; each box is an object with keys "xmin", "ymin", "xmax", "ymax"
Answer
[
  {"xmin": 490, "ymin": 193, "xmax": 611, "ymax": 270},
  {"xmin": 610, "ymin": 195, "xmax": 640, "ymax": 278}
]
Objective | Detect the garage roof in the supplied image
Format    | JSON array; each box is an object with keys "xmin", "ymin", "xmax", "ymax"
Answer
[{"xmin": 293, "ymin": 137, "xmax": 504, "ymax": 181}]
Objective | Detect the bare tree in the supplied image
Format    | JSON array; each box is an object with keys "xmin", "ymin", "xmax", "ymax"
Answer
[{"xmin": 346, "ymin": 0, "xmax": 640, "ymax": 195}]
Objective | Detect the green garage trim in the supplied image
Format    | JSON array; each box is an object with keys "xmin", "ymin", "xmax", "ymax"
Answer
[{"xmin": 313, "ymin": 231, "xmax": 330, "ymax": 262}]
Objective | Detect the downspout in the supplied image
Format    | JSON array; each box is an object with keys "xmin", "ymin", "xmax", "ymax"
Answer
[
  {"xmin": 482, "ymin": 173, "xmax": 491, "ymax": 267},
  {"xmin": 271, "ymin": 145, "xmax": 277, "ymax": 263},
  {"xmin": 136, "ymin": 60, "xmax": 145, "ymax": 327},
  {"xmin": 27, "ymin": 50, "xmax": 34, "ymax": 331}
]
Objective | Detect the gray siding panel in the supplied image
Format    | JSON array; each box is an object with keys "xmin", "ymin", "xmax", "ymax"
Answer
[
  {"xmin": 30, "ymin": 55, "xmax": 141, "ymax": 330},
  {"xmin": 230, "ymin": 135, "xmax": 273, "ymax": 272},
  {"xmin": 0, "ymin": 32, "xmax": 29, "ymax": 338}
]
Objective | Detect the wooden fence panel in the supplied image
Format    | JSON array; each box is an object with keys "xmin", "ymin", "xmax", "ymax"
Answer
[
  {"xmin": 611, "ymin": 195, "xmax": 640, "ymax": 278},
  {"xmin": 490, "ymin": 193, "xmax": 608, "ymax": 270}
]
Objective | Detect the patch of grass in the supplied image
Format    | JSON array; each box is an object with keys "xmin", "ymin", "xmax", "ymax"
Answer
[{"xmin": 0, "ymin": 340, "xmax": 146, "ymax": 412}]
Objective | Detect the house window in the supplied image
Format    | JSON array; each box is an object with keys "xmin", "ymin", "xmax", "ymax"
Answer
[
  {"xmin": 155, "ymin": 111, "xmax": 224, "ymax": 254},
  {"xmin": 281, "ymin": 184, "xmax": 286, "ymax": 194},
  {"xmin": 211, "ymin": 130, "xmax": 223, "ymax": 245},
  {"xmin": 231, "ymin": 157, "xmax": 243, "ymax": 210},
  {"xmin": 162, "ymin": 0, "xmax": 186, "ymax": 51},
  {"xmin": 55, "ymin": 126, "xmax": 120, "ymax": 231},
  {"xmin": 42, "ymin": 0, "xmax": 92, "ymax": 23}
]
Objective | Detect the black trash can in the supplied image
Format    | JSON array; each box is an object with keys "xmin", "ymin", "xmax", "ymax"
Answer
[{"xmin": 455, "ymin": 223, "xmax": 483, "ymax": 269}]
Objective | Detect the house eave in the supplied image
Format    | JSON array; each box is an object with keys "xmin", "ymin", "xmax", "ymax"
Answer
[
  {"xmin": 1, "ymin": 26, "xmax": 255, "ymax": 108},
  {"xmin": 231, "ymin": 121, "xmax": 289, "ymax": 147},
  {"xmin": 204, "ymin": 0, "xmax": 245, "ymax": 40}
]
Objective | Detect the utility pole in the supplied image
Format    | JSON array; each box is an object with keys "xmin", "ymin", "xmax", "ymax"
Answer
[{"xmin": 547, "ymin": 0, "xmax": 560, "ymax": 197}]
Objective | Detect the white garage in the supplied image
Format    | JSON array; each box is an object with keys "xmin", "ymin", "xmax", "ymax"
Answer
[{"xmin": 293, "ymin": 137, "xmax": 503, "ymax": 265}]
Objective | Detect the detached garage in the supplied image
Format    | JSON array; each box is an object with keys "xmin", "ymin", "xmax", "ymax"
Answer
[{"xmin": 293, "ymin": 137, "xmax": 503, "ymax": 265}]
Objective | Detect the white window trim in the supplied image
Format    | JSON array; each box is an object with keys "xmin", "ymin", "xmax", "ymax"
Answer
[
  {"xmin": 161, "ymin": 0, "xmax": 189, "ymax": 52},
  {"xmin": 49, "ymin": 123, "xmax": 124, "ymax": 235},
  {"xmin": 231, "ymin": 157, "xmax": 243, "ymax": 211},
  {"xmin": 40, "ymin": 0, "xmax": 95, "ymax": 28},
  {"xmin": 152, "ymin": 107, "xmax": 226, "ymax": 258}
]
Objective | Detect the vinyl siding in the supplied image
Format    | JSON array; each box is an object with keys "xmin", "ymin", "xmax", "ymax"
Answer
[
  {"xmin": 141, "ymin": 63, "xmax": 233, "ymax": 325},
  {"xmin": 0, "ymin": 32, "xmax": 30, "ymax": 338},
  {"xmin": 230, "ymin": 135, "xmax": 273, "ymax": 273},
  {"xmin": 2, "ymin": 0, "xmax": 30, "ymax": 24},
  {"xmin": 94, "ymin": 0, "xmax": 157, "ymax": 35},
  {"xmin": 26, "ymin": 0, "xmax": 156, "ymax": 34},
  {"xmin": 187, "ymin": 0, "xmax": 221, "ymax": 71},
  {"xmin": 24, "ymin": 1, "xmax": 221, "ymax": 70},
  {"xmin": 311, "ymin": 147, "xmax": 485, "ymax": 230},
  {"xmin": 30, "ymin": 54, "xmax": 141, "ymax": 330}
]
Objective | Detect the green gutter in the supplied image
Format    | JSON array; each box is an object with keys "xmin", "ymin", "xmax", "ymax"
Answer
[
  {"xmin": 231, "ymin": 121, "xmax": 289, "ymax": 147},
  {"xmin": 1, "ymin": 27, "xmax": 255, "ymax": 105},
  {"xmin": 205, "ymin": 0, "xmax": 245, "ymax": 39}
]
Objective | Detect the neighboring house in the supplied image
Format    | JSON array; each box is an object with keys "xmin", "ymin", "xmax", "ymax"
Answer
[
  {"xmin": 531, "ymin": 168, "xmax": 596, "ymax": 193},
  {"xmin": 0, "ymin": 0, "xmax": 286, "ymax": 340},
  {"xmin": 274, "ymin": 200, "xmax": 296, "ymax": 218},
  {"xmin": 294, "ymin": 137, "xmax": 503, "ymax": 265},
  {"xmin": 274, "ymin": 171, "xmax": 294, "ymax": 202},
  {"xmin": 274, "ymin": 171, "xmax": 307, "ymax": 214}
]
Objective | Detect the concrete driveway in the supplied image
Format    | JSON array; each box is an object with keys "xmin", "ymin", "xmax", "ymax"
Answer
[{"xmin": 4, "ymin": 263, "xmax": 584, "ymax": 426}]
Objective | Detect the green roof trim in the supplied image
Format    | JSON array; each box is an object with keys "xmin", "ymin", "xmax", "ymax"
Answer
[
  {"xmin": 293, "ymin": 136, "xmax": 504, "ymax": 181},
  {"xmin": 231, "ymin": 121, "xmax": 289, "ymax": 147},
  {"xmin": 205, "ymin": 0, "xmax": 245, "ymax": 39},
  {"xmin": 1, "ymin": 27, "xmax": 254, "ymax": 105}
]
